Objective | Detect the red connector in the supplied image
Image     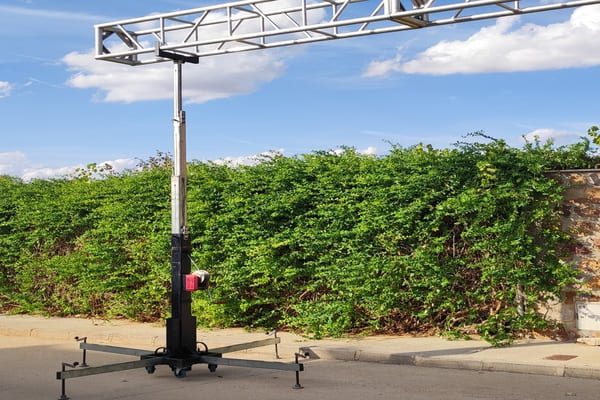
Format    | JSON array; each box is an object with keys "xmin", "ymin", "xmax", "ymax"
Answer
[
  {"xmin": 184, "ymin": 270, "xmax": 210, "ymax": 292},
  {"xmin": 185, "ymin": 274, "xmax": 198, "ymax": 292}
]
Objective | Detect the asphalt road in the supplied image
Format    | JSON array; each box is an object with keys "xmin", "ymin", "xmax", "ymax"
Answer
[{"xmin": 1, "ymin": 336, "xmax": 598, "ymax": 400}]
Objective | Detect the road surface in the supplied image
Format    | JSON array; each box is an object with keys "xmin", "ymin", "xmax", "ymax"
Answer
[{"xmin": 0, "ymin": 336, "xmax": 597, "ymax": 400}]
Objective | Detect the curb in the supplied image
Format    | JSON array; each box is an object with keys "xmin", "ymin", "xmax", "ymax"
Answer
[
  {"xmin": 0, "ymin": 326, "xmax": 162, "ymax": 347},
  {"xmin": 300, "ymin": 346, "xmax": 600, "ymax": 381}
]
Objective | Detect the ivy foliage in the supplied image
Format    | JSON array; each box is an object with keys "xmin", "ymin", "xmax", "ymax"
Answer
[{"xmin": 0, "ymin": 135, "xmax": 597, "ymax": 343}]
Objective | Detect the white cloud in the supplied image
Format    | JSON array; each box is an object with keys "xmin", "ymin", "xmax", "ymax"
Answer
[
  {"xmin": 0, "ymin": 81, "xmax": 13, "ymax": 98},
  {"xmin": 0, "ymin": 151, "xmax": 27, "ymax": 176},
  {"xmin": 21, "ymin": 165, "xmax": 82, "ymax": 182},
  {"xmin": 212, "ymin": 149, "xmax": 285, "ymax": 167},
  {"xmin": 363, "ymin": 56, "xmax": 403, "ymax": 78},
  {"xmin": 329, "ymin": 146, "xmax": 378, "ymax": 156},
  {"xmin": 359, "ymin": 146, "xmax": 378, "ymax": 155},
  {"xmin": 364, "ymin": 5, "xmax": 600, "ymax": 77},
  {"xmin": 104, "ymin": 158, "xmax": 138, "ymax": 172},
  {"xmin": 0, "ymin": 152, "xmax": 137, "ymax": 181},
  {"xmin": 22, "ymin": 158, "xmax": 138, "ymax": 181},
  {"xmin": 64, "ymin": 49, "xmax": 285, "ymax": 103},
  {"xmin": 523, "ymin": 128, "xmax": 581, "ymax": 144},
  {"xmin": 62, "ymin": 0, "xmax": 330, "ymax": 103}
]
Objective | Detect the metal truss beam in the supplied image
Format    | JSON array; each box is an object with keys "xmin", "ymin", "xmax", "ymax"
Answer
[{"xmin": 95, "ymin": 0, "xmax": 600, "ymax": 65}]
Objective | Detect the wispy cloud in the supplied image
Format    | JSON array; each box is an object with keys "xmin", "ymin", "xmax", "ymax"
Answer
[
  {"xmin": 0, "ymin": 5, "xmax": 111, "ymax": 22},
  {"xmin": 24, "ymin": 78, "xmax": 65, "ymax": 89},
  {"xmin": 361, "ymin": 129, "xmax": 413, "ymax": 141},
  {"xmin": 0, "ymin": 81, "xmax": 12, "ymax": 98},
  {"xmin": 15, "ymin": 53, "xmax": 62, "ymax": 66},
  {"xmin": 360, "ymin": 129, "xmax": 447, "ymax": 144},
  {"xmin": 364, "ymin": 5, "xmax": 600, "ymax": 77}
]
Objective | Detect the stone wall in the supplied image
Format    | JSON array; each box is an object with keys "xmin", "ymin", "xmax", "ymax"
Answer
[{"xmin": 546, "ymin": 170, "xmax": 600, "ymax": 337}]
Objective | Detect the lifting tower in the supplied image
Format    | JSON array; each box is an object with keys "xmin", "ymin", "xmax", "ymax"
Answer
[{"xmin": 57, "ymin": 0, "xmax": 600, "ymax": 398}]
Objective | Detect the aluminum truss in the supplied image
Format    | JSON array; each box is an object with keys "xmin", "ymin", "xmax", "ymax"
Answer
[{"xmin": 95, "ymin": 0, "xmax": 600, "ymax": 65}]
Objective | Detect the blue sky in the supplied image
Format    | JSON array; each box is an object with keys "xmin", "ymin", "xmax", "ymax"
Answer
[{"xmin": 1, "ymin": 0, "xmax": 599, "ymax": 180}]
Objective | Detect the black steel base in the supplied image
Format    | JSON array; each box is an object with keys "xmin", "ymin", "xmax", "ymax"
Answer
[{"xmin": 57, "ymin": 338, "xmax": 306, "ymax": 400}]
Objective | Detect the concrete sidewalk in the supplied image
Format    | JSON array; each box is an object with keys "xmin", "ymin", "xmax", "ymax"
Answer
[{"xmin": 2, "ymin": 314, "xmax": 600, "ymax": 380}]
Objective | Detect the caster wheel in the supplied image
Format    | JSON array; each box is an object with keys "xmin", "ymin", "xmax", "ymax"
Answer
[
  {"xmin": 145, "ymin": 366, "xmax": 156, "ymax": 374},
  {"xmin": 208, "ymin": 364, "xmax": 218, "ymax": 373},
  {"xmin": 174, "ymin": 368, "xmax": 188, "ymax": 378}
]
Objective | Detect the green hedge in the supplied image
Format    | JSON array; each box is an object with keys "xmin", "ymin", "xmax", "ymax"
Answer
[{"xmin": 0, "ymin": 135, "xmax": 597, "ymax": 342}]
